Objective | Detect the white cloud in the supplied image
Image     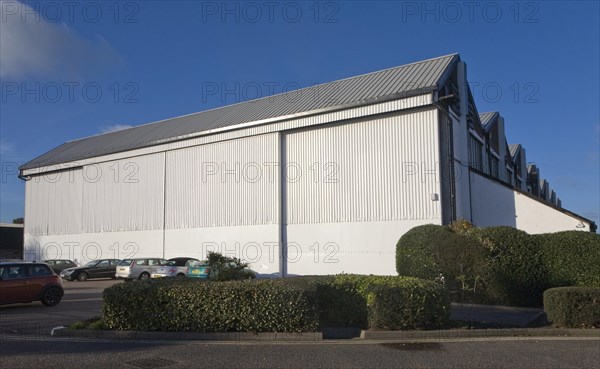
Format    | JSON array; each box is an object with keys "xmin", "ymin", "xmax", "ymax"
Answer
[
  {"xmin": 100, "ymin": 124, "xmax": 133, "ymax": 134},
  {"xmin": 0, "ymin": 0, "xmax": 119, "ymax": 79}
]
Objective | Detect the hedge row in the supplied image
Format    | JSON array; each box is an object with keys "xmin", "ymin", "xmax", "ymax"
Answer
[
  {"xmin": 396, "ymin": 224, "xmax": 600, "ymax": 307},
  {"xmin": 543, "ymin": 287, "xmax": 600, "ymax": 328},
  {"xmin": 303, "ymin": 275, "xmax": 451, "ymax": 330},
  {"xmin": 102, "ymin": 275, "xmax": 450, "ymax": 332},
  {"xmin": 103, "ymin": 278, "xmax": 319, "ymax": 333},
  {"xmin": 535, "ymin": 231, "xmax": 600, "ymax": 288}
]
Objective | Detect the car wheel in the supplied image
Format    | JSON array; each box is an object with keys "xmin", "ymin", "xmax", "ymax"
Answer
[
  {"xmin": 176, "ymin": 273, "xmax": 185, "ymax": 277},
  {"xmin": 77, "ymin": 273, "xmax": 89, "ymax": 282},
  {"xmin": 41, "ymin": 287, "xmax": 63, "ymax": 306},
  {"xmin": 139, "ymin": 272, "xmax": 150, "ymax": 280}
]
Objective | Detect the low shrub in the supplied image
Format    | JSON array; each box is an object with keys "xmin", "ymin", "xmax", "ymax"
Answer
[
  {"xmin": 395, "ymin": 224, "xmax": 446, "ymax": 280},
  {"xmin": 289, "ymin": 274, "xmax": 450, "ymax": 330},
  {"xmin": 206, "ymin": 252, "xmax": 256, "ymax": 281},
  {"xmin": 468, "ymin": 227, "xmax": 548, "ymax": 307},
  {"xmin": 103, "ymin": 275, "xmax": 450, "ymax": 332},
  {"xmin": 535, "ymin": 231, "xmax": 600, "ymax": 288},
  {"xmin": 367, "ymin": 281, "xmax": 450, "ymax": 330},
  {"xmin": 544, "ymin": 287, "xmax": 600, "ymax": 328},
  {"xmin": 103, "ymin": 278, "xmax": 319, "ymax": 333},
  {"xmin": 396, "ymin": 224, "xmax": 488, "ymax": 304}
]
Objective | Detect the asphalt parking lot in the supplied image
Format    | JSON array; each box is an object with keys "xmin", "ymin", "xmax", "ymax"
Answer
[{"xmin": 0, "ymin": 278, "xmax": 120, "ymax": 337}]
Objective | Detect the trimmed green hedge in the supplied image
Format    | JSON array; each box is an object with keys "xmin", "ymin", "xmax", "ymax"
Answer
[
  {"xmin": 103, "ymin": 278, "xmax": 319, "ymax": 333},
  {"xmin": 544, "ymin": 287, "xmax": 600, "ymax": 328},
  {"xmin": 468, "ymin": 226, "xmax": 549, "ymax": 307},
  {"xmin": 396, "ymin": 224, "xmax": 600, "ymax": 307},
  {"xmin": 366, "ymin": 281, "xmax": 450, "ymax": 330},
  {"xmin": 395, "ymin": 224, "xmax": 447, "ymax": 280},
  {"xmin": 288, "ymin": 274, "xmax": 450, "ymax": 330},
  {"xmin": 396, "ymin": 224, "xmax": 489, "ymax": 304},
  {"xmin": 535, "ymin": 231, "xmax": 600, "ymax": 287},
  {"xmin": 102, "ymin": 275, "xmax": 450, "ymax": 332}
]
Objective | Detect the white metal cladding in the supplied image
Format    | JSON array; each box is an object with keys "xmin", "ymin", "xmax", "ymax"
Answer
[
  {"xmin": 24, "ymin": 168, "xmax": 83, "ymax": 236},
  {"xmin": 285, "ymin": 109, "xmax": 441, "ymax": 224},
  {"xmin": 165, "ymin": 134, "xmax": 279, "ymax": 228},
  {"xmin": 81, "ymin": 153, "xmax": 165, "ymax": 232},
  {"xmin": 21, "ymin": 95, "xmax": 433, "ymax": 177}
]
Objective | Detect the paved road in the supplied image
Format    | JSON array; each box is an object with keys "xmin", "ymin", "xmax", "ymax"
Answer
[
  {"xmin": 1, "ymin": 279, "xmax": 598, "ymax": 369},
  {"xmin": 0, "ymin": 279, "xmax": 121, "ymax": 335},
  {"xmin": 0, "ymin": 337, "xmax": 598, "ymax": 368}
]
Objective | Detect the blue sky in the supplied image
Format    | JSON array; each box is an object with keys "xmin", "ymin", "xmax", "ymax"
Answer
[{"xmin": 1, "ymin": 1, "xmax": 599, "ymax": 227}]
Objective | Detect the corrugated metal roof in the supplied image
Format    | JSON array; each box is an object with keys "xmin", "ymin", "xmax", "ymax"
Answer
[
  {"xmin": 479, "ymin": 111, "xmax": 499, "ymax": 130},
  {"xmin": 508, "ymin": 144, "xmax": 521, "ymax": 159},
  {"xmin": 21, "ymin": 54, "xmax": 459, "ymax": 170}
]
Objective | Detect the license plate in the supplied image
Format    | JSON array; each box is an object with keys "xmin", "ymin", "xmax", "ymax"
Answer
[
  {"xmin": 192, "ymin": 269, "xmax": 201, "ymax": 274},
  {"xmin": 151, "ymin": 275, "xmax": 162, "ymax": 278}
]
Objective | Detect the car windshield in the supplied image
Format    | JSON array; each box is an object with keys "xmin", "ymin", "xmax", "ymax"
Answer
[
  {"xmin": 118, "ymin": 259, "xmax": 132, "ymax": 266},
  {"xmin": 83, "ymin": 260, "xmax": 97, "ymax": 267},
  {"xmin": 188, "ymin": 260, "xmax": 207, "ymax": 267}
]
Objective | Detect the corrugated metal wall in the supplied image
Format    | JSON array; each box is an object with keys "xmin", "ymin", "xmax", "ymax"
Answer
[
  {"xmin": 24, "ymin": 168, "xmax": 83, "ymax": 236},
  {"xmin": 285, "ymin": 109, "xmax": 440, "ymax": 224},
  {"xmin": 82, "ymin": 153, "xmax": 165, "ymax": 232},
  {"xmin": 165, "ymin": 134, "xmax": 279, "ymax": 228}
]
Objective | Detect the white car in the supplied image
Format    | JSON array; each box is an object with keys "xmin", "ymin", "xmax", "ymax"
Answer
[
  {"xmin": 115, "ymin": 258, "xmax": 167, "ymax": 281},
  {"xmin": 150, "ymin": 257, "xmax": 198, "ymax": 278}
]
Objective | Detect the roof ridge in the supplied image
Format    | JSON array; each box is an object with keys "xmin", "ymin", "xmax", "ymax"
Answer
[{"xmin": 65, "ymin": 54, "xmax": 459, "ymax": 143}]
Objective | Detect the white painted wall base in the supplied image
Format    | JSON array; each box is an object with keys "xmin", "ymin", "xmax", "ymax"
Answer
[
  {"xmin": 165, "ymin": 225, "xmax": 280, "ymax": 276},
  {"xmin": 286, "ymin": 219, "xmax": 442, "ymax": 276},
  {"xmin": 23, "ymin": 230, "xmax": 164, "ymax": 264}
]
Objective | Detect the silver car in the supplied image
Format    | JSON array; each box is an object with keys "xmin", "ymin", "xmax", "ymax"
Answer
[
  {"xmin": 115, "ymin": 258, "xmax": 167, "ymax": 281},
  {"xmin": 151, "ymin": 257, "xmax": 198, "ymax": 278}
]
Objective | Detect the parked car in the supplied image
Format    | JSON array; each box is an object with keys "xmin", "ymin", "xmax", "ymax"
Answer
[
  {"xmin": 151, "ymin": 257, "xmax": 199, "ymax": 278},
  {"xmin": 43, "ymin": 259, "xmax": 78, "ymax": 274},
  {"xmin": 185, "ymin": 260, "xmax": 210, "ymax": 279},
  {"xmin": 0, "ymin": 262, "xmax": 64, "ymax": 306},
  {"xmin": 115, "ymin": 258, "xmax": 167, "ymax": 281},
  {"xmin": 186, "ymin": 261, "xmax": 256, "ymax": 280},
  {"xmin": 59, "ymin": 259, "xmax": 120, "ymax": 281}
]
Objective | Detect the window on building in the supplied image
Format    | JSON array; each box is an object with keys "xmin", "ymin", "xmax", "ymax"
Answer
[
  {"xmin": 506, "ymin": 168, "xmax": 513, "ymax": 185},
  {"xmin": 490, "ymin": 157, "xmax": 499, "ymax": 178},
  {"xmin": 468, "ymin": 134, "xmax": 483, "ymax": 171}
]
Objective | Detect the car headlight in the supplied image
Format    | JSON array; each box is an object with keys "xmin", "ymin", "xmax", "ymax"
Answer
[{"xmin": 62, "ymin": 270, "xmax": 74, "ymax": 275}]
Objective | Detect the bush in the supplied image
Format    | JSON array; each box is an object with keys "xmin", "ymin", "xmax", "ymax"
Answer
[
  {"xmin": 289, "ymin": 275, "xmax": 450, "ymax": 330},
  {"xmin": 103, "ymin": 278, "xmax": 319, "ymax": 333},
  {"xmin": 206, "ymin": 252, "xmax": 256, "ymax": 281},
  {"xmin": 103, "ymin": 275, "xmax": 450, "ymax": 332},
  {"xmin": 367, "ymin": 281, "xmax": 450, "ymax": 330},
  {"xmin": 535, "ymin": 231, "xmax": 600, "ymax": 287},
  {"xmin": 395, "ymin": 224, "xmax": 447, "ymax": 280},
  {"xmin": 544, "ymin": 287, "xmax": 600, "ymax": 328},
  {"xmin": 464, "ymin": 226, "xmax": 548, "ymax": 307},
  {"xmin": 396, "ymin": 224, "xmax": 488, "ymax": 303}
]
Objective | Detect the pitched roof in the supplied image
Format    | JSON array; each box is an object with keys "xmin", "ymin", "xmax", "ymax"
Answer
[
  {"xmin": 509, "ymin": 144, "xmax": 522, "ymax": 159},
  {"xmin": 479, "ymin": 111, "xmax": 499, "ymax": 130},
  {"xmin": 21, "ymin": 54, "xmax": 460, "ymax": 170}
]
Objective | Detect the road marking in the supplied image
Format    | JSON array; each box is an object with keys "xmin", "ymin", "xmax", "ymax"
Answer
[{"xmin": 50, "ymin": 326, "xmax": 66, "ymax": 336}]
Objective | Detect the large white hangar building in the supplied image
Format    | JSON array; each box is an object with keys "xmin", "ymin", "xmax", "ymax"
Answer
[{"xmin": 19, "ymin": 54, "xmax": 596, "ymax": 276}]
